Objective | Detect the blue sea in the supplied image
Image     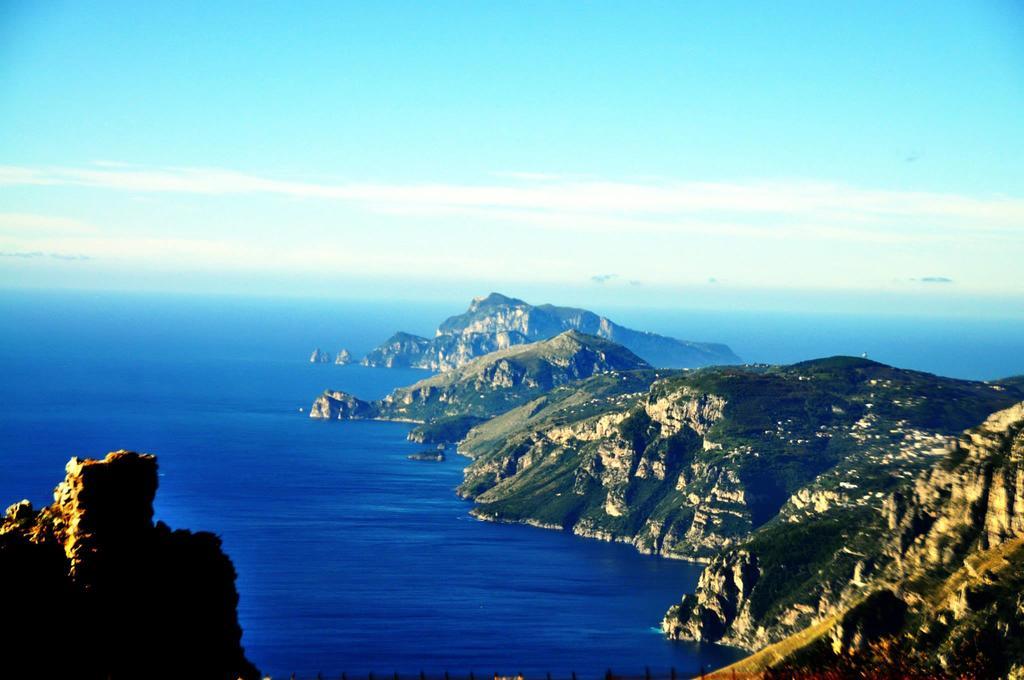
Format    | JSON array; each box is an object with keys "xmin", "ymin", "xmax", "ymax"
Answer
[{"xmin": 1, "ymin": 291, "xmax": 1022, "ymax": 678}]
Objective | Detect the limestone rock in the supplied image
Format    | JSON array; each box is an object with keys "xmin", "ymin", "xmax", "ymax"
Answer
[
  {"xmin": 309, "ymin": 390, "xmax": 377, "ymax": 419},
  {"xmin": 662, "ymin": 549, "xmax": 760, "ymax": 644},
  {"xmin": 644, "ymin": 389, "xmax": 726, "ymax": 437},
  {"xmin": 692, "ymin": 401, "xmax": 1024, "ymax": 676}
]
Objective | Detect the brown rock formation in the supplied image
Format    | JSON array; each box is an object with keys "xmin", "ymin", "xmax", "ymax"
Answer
[{"xmin": 0, "ymin": 451, "xmax": 259, "ymax": 679}]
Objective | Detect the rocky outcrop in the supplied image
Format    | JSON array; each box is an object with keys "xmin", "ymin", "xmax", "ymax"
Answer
[
  {"xmin": 662, "ymin": 550, "xmax": 760, "ymax": 643},
  {"xmin": 335, "ymin": 349, "xmax": 352, "ymax": 365},
  {"xmin": 0, "ymin": 451, "xmax": 259, "ymax": 679},
  {"xmin": 362, "ymin": 292, "xmax": 740, "ymax": 371},
  {"xmin": 643, "ymin": 388, "xmax": 726, "ymax": 437},
  {"xmin": 310, "ymin": 390, "xmax": 377, "ymax": 420},
  {"xmin": 888, "ymin": 402, "xmax": 1024, "ymax": 571},
  {"xmin": 865, "ymin": 402, "xmax": 1024, "ymax": 634},
  {"xmin": 309, "ymin": 347, "xmax": 330, "ymax": 363}
]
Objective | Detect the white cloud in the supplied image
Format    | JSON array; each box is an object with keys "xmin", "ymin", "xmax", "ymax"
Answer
[
  {"xmin": 1, "ymin": 164, "xmax": 1022, "ymax": 241},
  {"xmin": 1, "ymin": 164, "xmax": 1021, "ymax": 296},
  {"xmin": 0, "ymin": 212, "xmax": 96, "ymax": 235},
  {"xmin": 0, "ymin": 249, "xmax": 91, "ymax": 260}
]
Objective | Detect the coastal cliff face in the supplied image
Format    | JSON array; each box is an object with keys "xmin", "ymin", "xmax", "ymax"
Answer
[
  {"xmin": 458, "ymin": 358, "xmax": 1024, "ymax": 565},
  {"xmin": 382, "ymin": 330, "xmax": 650, "ymax": 421},
  {"xmin": 310, "ymin": 389, "xmax": 379, "ymax": 420},
  {"xmin": 312, "ymin": 331, "xmax": 651, "ymax": 438},
  {"xmin": 361, "ymin": 331, "xmax": 442, "ymax": 368},
  {"xmin": 888, "ymin": 402, "xmax": 1024, "ymax": 570},
  {"xmin": 0, "ymin": 451, "xmax": 259, "ymax": 680},
  {"xmin": 670, "ymin": 401, "xmax": 1024, "ymax": 679},
  {"xmin": 362, "ymin": 329, "xmax": 529, "ymax": 371},
  {"xmin": 361, "ymin": 293, "xmax": 740, "ymax": 371}
]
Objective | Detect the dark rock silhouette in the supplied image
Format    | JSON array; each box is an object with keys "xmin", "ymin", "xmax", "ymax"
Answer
[{"xmin": 0, "ymin": 451, "xmax": 260, "ymax": 679}]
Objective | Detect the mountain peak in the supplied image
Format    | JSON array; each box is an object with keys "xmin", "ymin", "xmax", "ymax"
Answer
[
  {"xmin": 366, "ymin": 293, "xmax": 739, "ymax": 371},
  {"xmin": 468, "ymin": 292, "xmax": 526, "ymax": 311}
]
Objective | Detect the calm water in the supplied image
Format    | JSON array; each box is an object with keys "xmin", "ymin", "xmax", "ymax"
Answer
[
  {"xmin": 0, "ymin": 292, "xmax": 745, "ymax": 678},
  {"xmin": 1, "ymin": 291, "xmax": 1022, "ymax": 677}
]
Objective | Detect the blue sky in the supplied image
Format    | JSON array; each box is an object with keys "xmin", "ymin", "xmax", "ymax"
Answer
[{"xmin": 1, "ymin": 1, "xmax": 1023, "ymax": 314}]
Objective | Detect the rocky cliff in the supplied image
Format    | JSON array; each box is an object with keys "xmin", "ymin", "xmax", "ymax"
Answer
[
  {"xmin": 360, "ymin": 331, "xmax": 443, "ymax": 368},
  {"xmin": 669, "ymin": 401, "xmax": 1024, "ymax": 678},
  {"xmin": 457, "ymin": 357, "xmax": 1024, "ymax": 565},
  {"xmin": 361, "ymin": 293, "xmax": 739, "ymax": 370},
  {"xmin": 312, "ymin": 331, "xmax": 651, "ymax": 439},
  {"xmin": 310, "ymin": 347, "xmax": 331, "ymax": 363},
  {"xmin": 335, "ymin": 348, "xmax": 352, "ymax": 365},
  {"xmin": 310, "ymin": 389, "xmax": 378, "ymax": 420},
  {"xmin": 0, "ymin": 451, "xmax": 259, "ymax": 679}
]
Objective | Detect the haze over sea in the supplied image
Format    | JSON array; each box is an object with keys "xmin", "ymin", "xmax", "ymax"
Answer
[{"xmin": 2, "ymin": 290, "xmax": 1022, "ymax": 677}]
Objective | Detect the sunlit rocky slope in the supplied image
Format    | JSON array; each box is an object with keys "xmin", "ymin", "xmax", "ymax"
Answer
[
  {"xmin": 689, "ymin": 401, "xmax": 1024, "ymax": 679},
  {"xmin": 456, "ymin": 357, "xmax": 1023, "ymax": 565}
]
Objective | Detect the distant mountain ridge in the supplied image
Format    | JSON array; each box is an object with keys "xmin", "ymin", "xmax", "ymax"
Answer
[
  {"xmin": 313, "ymin": 330, "xmax": 653, "ymax": 440},
  {"xmin": 361, "ymin": 293, "xmax": 739, "ymax": 371}
]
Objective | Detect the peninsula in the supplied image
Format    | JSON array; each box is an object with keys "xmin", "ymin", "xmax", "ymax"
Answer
[{"xmin": 311, "ymin": 330, "xmax": 654, "ymax": 443}]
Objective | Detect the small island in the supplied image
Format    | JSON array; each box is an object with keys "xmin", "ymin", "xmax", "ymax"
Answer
[
  {"xmin": 335, "ymin": 348, "xmax": 353, "ymax": 365},
  {"xmin": 309, "ymin": 348, "xmax": 331, "ymax": 363}
]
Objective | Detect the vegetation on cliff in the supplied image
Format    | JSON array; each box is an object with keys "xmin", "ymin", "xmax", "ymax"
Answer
[
  {"xmin": 458, "ymin": 357, "xmax": 1024, "ymax": 564},
  {"xmin": 692, "ymin": 402, "xmax": 1024, "ymax": 678},
  {"xmin": 311, "ymin": 331, "xmax": 652, "ymax": 440},
  {"xmin": 314, "ymin": 337, "xmax": 1024, "ymax": 676}
]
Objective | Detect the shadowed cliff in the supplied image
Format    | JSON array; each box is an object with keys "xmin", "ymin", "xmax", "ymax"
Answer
[{"xmin": 0, "ymin": 450, "xmax": 260, "ymax": 680}]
